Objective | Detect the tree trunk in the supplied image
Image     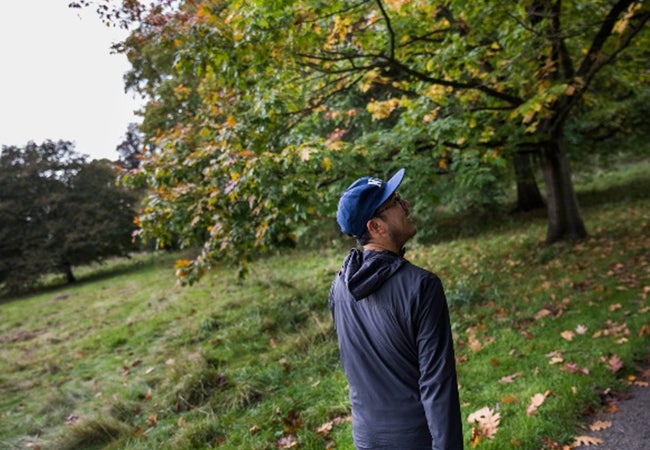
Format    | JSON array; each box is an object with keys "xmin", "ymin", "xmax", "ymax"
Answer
[
  {"xmin": 540, "ymin": 133, "xmax": 587, "ymax": 244},
  {"xmin": 513, "ymin": 150, "xmax": 545, "ymax": 212},
  {"xmin": 62, "ymin": 261, "xmax": 76, "ymax": 283}
]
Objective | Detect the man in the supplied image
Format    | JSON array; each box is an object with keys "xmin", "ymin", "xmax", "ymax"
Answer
[{"xmin": 329, "ymin": 168, "xmax": 463, "ymax": 449}]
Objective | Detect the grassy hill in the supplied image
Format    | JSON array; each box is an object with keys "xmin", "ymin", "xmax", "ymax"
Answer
[{"xmin": 1, "ymin": 160, "xmax": 649, "ymax": 449}]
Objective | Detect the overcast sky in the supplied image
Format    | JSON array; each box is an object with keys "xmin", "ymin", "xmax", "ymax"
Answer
[{"xmin": 0, "ymin": 1, "xmax": 143, "ymax": 161}]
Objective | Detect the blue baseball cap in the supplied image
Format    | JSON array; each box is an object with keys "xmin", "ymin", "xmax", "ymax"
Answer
[{"xmin": 336, "ymin": 168, "xmax": 405, "ymax": 237}]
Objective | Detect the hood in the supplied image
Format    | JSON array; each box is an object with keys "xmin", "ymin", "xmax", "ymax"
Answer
[{"xmin": 341, "ymin": 248, "xmax": 406, "ymax": 301}]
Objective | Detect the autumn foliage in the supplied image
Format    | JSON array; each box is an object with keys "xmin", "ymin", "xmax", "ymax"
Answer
[{"xmin": 71, "ymin": 0, "xmax": 650, "ymax": 284}]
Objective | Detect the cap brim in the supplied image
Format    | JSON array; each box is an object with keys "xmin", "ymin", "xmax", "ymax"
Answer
[{"xmin": 376, "ymin": 168, "xmax": 405, "ymax": 209}]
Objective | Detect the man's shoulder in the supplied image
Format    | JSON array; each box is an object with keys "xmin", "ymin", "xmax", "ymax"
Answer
[{"xmin": 401, "ymin": 259, "xmax": 440, "ymax": 281}]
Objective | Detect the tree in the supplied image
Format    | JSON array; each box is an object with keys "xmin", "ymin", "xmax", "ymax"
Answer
[
  {"xmin": 76, "ymin": 0, "xmax": 649, "ymax": 282},
  {"xmin": 116, "ymin": 122, "xmax": 145, "ymax": 171},
  {"xmin": 0, "ymin": 141, "xmax": 140, "ymax": 289},
  {"xmin": 285, "ymin": 0, "xmax": 649, "ymax": 242}
]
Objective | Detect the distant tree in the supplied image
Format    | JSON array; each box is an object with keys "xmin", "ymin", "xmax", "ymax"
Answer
[
  {"xmin": 116, "ymin": 122, "xmax": 145, "ymax": 171},
  {"xmin": 0, "ymin": 141, "xmax": 140, "ymax": 289}
]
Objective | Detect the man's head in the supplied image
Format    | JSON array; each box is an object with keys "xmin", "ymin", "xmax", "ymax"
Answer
[{"xmin": 336, "ymin": 168, "xmax": 416, "ymax": 250}]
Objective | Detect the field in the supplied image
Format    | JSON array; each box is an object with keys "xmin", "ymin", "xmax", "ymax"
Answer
[{"xmin": 1, "ymin": 160, "xmax": 649, "ymax": 449}]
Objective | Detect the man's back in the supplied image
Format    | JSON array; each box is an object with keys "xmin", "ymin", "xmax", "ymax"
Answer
[{"xmin": 329, "ymin": 248, "xmax": 463, "ymax": 449}]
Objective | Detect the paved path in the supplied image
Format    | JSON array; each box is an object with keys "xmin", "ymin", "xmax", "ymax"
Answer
[{"xmin": 573, "ymin": 368, "xmax": 650, "ymax": 449}]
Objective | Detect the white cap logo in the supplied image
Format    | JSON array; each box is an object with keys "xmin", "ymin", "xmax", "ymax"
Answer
[{"xmin": 367, "ymin": 178, "xmax": 383, "ymax": 187}]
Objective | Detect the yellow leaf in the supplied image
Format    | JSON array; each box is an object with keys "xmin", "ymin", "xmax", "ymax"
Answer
[
  {"xmin": 470, "ymin": 426, "xmax": 482, "ymax": 448},
  {"xmin": 366, "ymin": 98, "xmax": 401, "ymax": 120},
  {"xmin": 360, "ymin": 69, "xmax": 381, "ymax": 93},
  {"xmin": 174, "ymin": 259, "xmax": 191, "ymax": 269},
  {"xmin": 572, "ymin": 435, "xmax": 603, "ymax": 446},
  {"xmin": 226, "ymin": 116, "xmax": 237, "ymax": 128},
  {"xmin": 588, "ymin": 420, "xmax": 612, "ymax": 431},
  {"xmin": 425, "ymin": 84, "xmax": 447, "ymax": 102},
  {"xmin": 322, "ymin": 157, "xmax": 332, "ymax": 171},
  {"xmin": 523, "ymin": 109, "xmax": 536, "ymax": 124}
]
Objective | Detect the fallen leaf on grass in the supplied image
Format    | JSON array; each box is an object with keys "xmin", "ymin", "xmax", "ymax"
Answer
[
  {"xmin": 561, "ymin": 330, "xmax": 575, "ymax": 341},
  {"xmin": 561, "ymin": 362, "xmax": 590, "ymax": 375},
  {"xmin": 588, "ymin": 420, "xmax": 612, "ymax": 431},
  {"xmin": 467, "ymin": 406, "xmax": 500, "ymax": 439},
  {"xmin": 575, "ymin": 324, "xmax": 588, "ymax": 335},
  {"xmin": 316, "ymin": 415, "xmax": 351, "ymax": 438},
  {"xmin": 526, "ymin": 390, "xmax": 551, "ymax": 416},
  {"xmin": 541, "ymin": 436, "xmax": 571, "ymax": 449},
  {"xmin": 535, "ymin": 309, "xmax": 552, "ymax": 320},
  {"xmin": 501, "ymin": 396, "xmax": 518, "ymax": 403},
  {"xmin": 499, "ymin": 372, "xmax": 523, "ymax": 383},
  {"xmin": 547, "ymin": 350, "xmax": 564, "ymax": 365},
  {"xmin": 282, "ymin": 409, "xmax": 303, "ymax": 433},
  {"xmin": 571, "ymin": 435, "xmax": 603, "ymax": 446},
  {"xmin": 638, "ymin": 324, "xmax": 650, "ymax": 337},
  {"xmin": 609, "ymin": 303, "xmax": 622, "ymax": 312},
  {"xmin": 277, "ymin": 434, "xmax": 299, "ymax": 448},
  {"xmin": 634, "ymin": 381, "xmax": 649, "ymax": 387},
  {"xmin": 608, "ymin": 355, "xmax": 623, "ymax": 374},
  {"xmin": 147, "ymin": 413, "xmax": 158, "ymax": 427},
  {"xmin": 317, "ymin": 421, "xmax": 333, "ymax": 436}
]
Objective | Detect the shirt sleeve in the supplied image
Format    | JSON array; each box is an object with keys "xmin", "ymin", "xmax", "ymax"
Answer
[{"xmin": 415, "ymin": 276, "xmax": 464, "ymax": 449}]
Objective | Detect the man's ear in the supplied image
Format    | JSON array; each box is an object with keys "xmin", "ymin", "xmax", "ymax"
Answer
[{"xmin": 366, "ymin": 217, "xmax": 384, "ymax": 236}]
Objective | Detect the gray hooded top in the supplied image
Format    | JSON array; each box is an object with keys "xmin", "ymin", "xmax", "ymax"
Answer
[{"xmin": 329, "ymin": 249, "xmax": 463, "ymax": 450}]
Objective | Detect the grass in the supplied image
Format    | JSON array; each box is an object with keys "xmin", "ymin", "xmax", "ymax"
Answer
[{"xmin": 0, "ymin": 159, "xmax": 649, "ymax": 449}]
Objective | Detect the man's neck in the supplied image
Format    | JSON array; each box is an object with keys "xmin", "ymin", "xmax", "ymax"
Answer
[{"xmin": 363, "ymin": 242, "xmax": 400, "ymax": 255}]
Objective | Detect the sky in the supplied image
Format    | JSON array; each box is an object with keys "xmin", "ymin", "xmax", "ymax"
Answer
[{"xmin": 0, "ymin": 1, "xmax": 143, "ymax": 161}]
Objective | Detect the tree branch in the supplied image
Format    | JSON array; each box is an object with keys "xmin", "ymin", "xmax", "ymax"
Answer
[
  {"xmin": 556, "ymin": 6, "xmax": 649, "ymax": 127},
  {"xmin": 385, "ymin": 57, "xmax": 523, "ymax": 106},
  {"xmin": 375, "ymin": 0, "xmax": 395, "ymax": 60},
  {"xmin": 551, "ymin": 0, "xmax": 575, "ymax": 79},
  {"xmin": 576, "ymin": 0, "xmax": 636, "ymax": 78}
]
